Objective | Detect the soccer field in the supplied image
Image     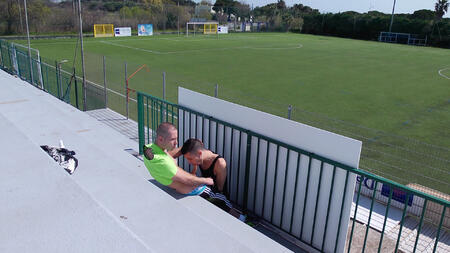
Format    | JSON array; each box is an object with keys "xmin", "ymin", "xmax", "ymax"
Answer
[{"xmin": 17, "ymin": 33, "xmax": 450, "ymax": 193}]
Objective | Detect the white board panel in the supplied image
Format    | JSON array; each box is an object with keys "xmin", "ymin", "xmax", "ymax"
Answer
[{"xmin": 178, "ymin": 87, "xmax": 361, "ymax": 169}]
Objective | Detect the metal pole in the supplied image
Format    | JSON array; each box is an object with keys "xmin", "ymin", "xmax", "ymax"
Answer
[
  {"xmin": 163, "ymin": 71, "xmax": 166, "ymax": 100},
  {"xmin": 58, "ymin": 63, "xmax": 63, "ymax": 100},
  {"xmin": 288, "ymin": 105, "xmax": 292, "ymax": 120},
  {"xmin": 76, "ymin": 0, "xmax": 87, "ymax": 111},
  {"xmin": 215, "ymin": 83, "xmax": 218, "ymax": 97},
  {"xmin": 74, "ymin": 67, "xmax": 79, "ymax": 109},
  {"xmin": 125, "ymin": 62, "xmax": 128, "ymax": 119},
  {"xmin": 55, "ymin": 61, "xmax": 60, "ymax": 98},
  {"xmin": 23, "ymin": 0, "xmax": 34, "ymax": 85},
  {"xmin": 103, "ymin": 55, "xmax": 107, "ymax": 108},
  {"xmin": 389, "ymin": 0, "xmax": 397, "ymax": 32}
]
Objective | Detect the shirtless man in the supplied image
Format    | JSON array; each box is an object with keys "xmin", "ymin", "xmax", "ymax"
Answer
[{"xmin": 180, "ymin": 138, "xmax": 228, "ymax": 196}]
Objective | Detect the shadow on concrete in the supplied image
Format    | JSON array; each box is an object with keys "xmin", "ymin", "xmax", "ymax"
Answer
[{"xmin": 148, "ymin": 179, "xmax": 187, "ymax": 200}]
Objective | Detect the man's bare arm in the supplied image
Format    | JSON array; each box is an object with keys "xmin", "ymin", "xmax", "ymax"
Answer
[
  {"xmin": 172, "ymin": 167, "xmax": 213, "ymax": 187},
  {"xmin": 214, "ymin": 158, "xmax": 227, "ymax": 192},
  {"xmin": 168, "ymin": 147, "xmax": 182, "ymax": 158}
]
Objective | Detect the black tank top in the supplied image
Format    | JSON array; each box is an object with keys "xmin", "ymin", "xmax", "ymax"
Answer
[{"xmin": 200, "ymin": 155, "xmax": 228, "ymax": 195}]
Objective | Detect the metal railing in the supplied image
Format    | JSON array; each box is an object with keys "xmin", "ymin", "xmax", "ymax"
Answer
[
  {"xmin": 0, "ymin": 39, "xmax": 106, "ymax": 111},
  {"xmin": 137, "ymin": 91, "xmax": 450, "ymax": 253}
]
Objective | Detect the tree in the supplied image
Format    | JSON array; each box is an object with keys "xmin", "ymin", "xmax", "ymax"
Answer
[
  {"xmin": 434, "ymin": 0, "xmax": 449, "ymax": 39},
  {"xmin": 28, "ymin": 0, "xmax": 51, "ymax": 33},
  {"xmin": 412, "ymin": 9, "xmax": 435, "ymax": 20},
  {"xmin": 435, "ymin": 0, "xmax": 449, "ymax": 19},
  {"xmin": 213, "ymin": 0, "xmax": 235, "ymax": 17},
  {"xmin": 1, "ymin": 0, "xmax": 20, "ymax": 35}
]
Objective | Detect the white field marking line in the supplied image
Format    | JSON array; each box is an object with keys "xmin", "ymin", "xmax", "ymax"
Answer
[
  {"xmin": 27, "ymin": 34, "xmax": 298, "ymax": 46},
  {"xmin": 101, "ymin": 40, "xmax": 303, "ymax": 55},
  {"xmin": 100, "ymin": 40, "xmax": 165, "ymax": 54},
  {"xmin": 438, "ymin": 67, "xmax": 450, "ymax": 80},
  {"xmin": 41, "ymin": 61, "xmax": 177, "ymax": 118}
]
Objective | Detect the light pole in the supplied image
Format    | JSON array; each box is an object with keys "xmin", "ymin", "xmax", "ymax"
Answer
[
  {"xmin": 23, "ymin": 0, "xmax": 34, "ymax": 85},
  {"xmin": 77, "ymin": 0, "xmax": 87, "ymax": 111},
  {"xmin": 389, "ymin": 0, "xmax": 397, "ymax": 32}
]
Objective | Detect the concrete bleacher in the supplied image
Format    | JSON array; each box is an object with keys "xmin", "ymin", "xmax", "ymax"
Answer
[{"xmin": 0, "ymin": 70, "xmax": 292, "ymax": 252}]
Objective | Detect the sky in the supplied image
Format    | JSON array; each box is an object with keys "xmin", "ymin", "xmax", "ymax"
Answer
[{"xmin": 239, "ymin": 0, "xmax": 450, "ymax": 18}]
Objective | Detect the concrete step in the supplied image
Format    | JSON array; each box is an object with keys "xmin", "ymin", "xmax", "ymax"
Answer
[{"xmin": 0, "ymin": 114, "xmax": 152, "ymax": 253}]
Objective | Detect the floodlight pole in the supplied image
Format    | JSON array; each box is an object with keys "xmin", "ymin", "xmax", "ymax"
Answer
[
  {"xmin": 77, "ymin": 0, "xmax": 87, "ymax": 111},
  {"xmin": 389, "ymin": 0, "xmax": 397, "ymax": 32},
  {"xmin": 23, "ymin": 0, "xmax": 34, "ymax": 85}
]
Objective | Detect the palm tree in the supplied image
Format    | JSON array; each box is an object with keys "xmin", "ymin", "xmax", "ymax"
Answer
[
  {"xmin": 435, "ymin": 0, "xmax": 449, "ymax": 19},
  {"xmin": 434, "ymin": 0, "xmax": 449, "ymax": 39}
]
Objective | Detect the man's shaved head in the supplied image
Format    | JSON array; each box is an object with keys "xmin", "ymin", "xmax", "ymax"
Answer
[
  {"xmin": 156, "ymin": 122, "xmax": 176, "ymax": 139},
  {"xmin": 155, "ymin": 122, "xmax": 178, "ymax": 151}
]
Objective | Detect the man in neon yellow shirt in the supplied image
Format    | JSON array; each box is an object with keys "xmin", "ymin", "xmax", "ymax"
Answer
[{"xmin": 143, "ymin": 122, "xmax": 213, "ymax": 195}]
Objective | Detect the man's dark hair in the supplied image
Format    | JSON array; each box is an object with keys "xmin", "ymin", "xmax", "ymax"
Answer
[
  {"xmin": 181, "ymin": 138, "xmax": 204, "ymax": 155},
  {"xmin": 156, "ymin": 122, "xmax": 176, "ymax": 139}
]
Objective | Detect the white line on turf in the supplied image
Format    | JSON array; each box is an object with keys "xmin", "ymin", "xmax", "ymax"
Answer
[
  {"xmin": 100, "ymin": 40, "xmax": 303, "ymax": 54},
  {"xmin": 26, "ymin": 34, "xmax": 297, "ymax": 46},
  {"xmin": 438, "ymin": 67, "xmax": 450, "ymax": 80}
]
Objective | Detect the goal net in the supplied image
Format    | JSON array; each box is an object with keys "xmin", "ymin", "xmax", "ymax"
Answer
[
  {"xmin": 10, "ymin": 42, "xmax": 43, "ymax": 87},
  {"xmin": 94, "ymin": 24, "xmax": 114, "ymax": 38},
  {"xmin": 186, "ymin": 22, "xmax": 218, "ymax": 36}
]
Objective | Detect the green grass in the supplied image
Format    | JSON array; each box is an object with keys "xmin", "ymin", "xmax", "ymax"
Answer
[{"xmin": 15, "ymin": 33, "xmax": 450, "ymax": 193}]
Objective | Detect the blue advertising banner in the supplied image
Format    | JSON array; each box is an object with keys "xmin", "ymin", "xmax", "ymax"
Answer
[
  {"xmin": 138, "ymin": 24, "xmax": 153, "ymax": 36},
  {"xmin": 381, "ymin": 183, "xmax": 414, "ymax": 206}
]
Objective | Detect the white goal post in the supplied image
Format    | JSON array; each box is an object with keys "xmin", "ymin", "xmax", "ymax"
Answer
[
  {"xmin": 186, "ymin": 21, "xmax": 219, "ymax": 37},
  {"xmin": 11, "ymin": 42, "xmax": 43, "ymax": 88}
]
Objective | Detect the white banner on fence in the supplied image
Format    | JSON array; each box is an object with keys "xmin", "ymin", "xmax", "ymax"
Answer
[
  {"xmin": 218, "ymin": 26, "xmax": 228, "ymax": 34},
  {"xmin": 114, "ymin": 27, "xmax": 132, "ymax": 37},
  {"xmin": 178, "ymin": 87, "xmax": 362, "ymax": 253}
]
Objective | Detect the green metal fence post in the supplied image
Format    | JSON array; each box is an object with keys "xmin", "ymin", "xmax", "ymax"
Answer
[
  {"xmin": 289, "ymin": 153, "xmax": 302, "ymax": 233},
  {"xmin": 27, "ymin": 51, "xmax": 32, "ymax": 83},
  {"xmin": 55, "ymin": 61, "xmax": 60, "ymax": 99},
  {"xmin": 413, "ymin": 199, "xmax": 428, "ymax": 252},
  {"xmin": 362, "ymin": 181, "xmax": 379, "ymax": 253},
  {"xmin": 137, "ymin": 92, "xmax": 145, "ymax": 155},
  {"xmin": 394, "ymin": 193, "xmax": 411, "ymax": 252},
  {"xmin": 300, "ymin": 156, "xmax": 313, "ymax": 240},
  {"xmin": 40, "ymin": 57, "xmax": 45, "ymax": 91},
  {"xmin": 322, "ymin": 165, "xmax": 337, "ymax": 252},
  {"xmin": 378, "ymin": 186, "xmax": 393, "ymax": 253},
  {"xmin": 73, "ymin": 68, "xmax": 79, "ymax": 109},
  {"xmin": 243, "ymin": 132, "xmax": 252, "ymax": 209},
  {"xmin": 0, "ymin": 41, "xmax": 4, "ymax": 68},
  {"xmin": 311, "ymin": 161, "xmax": 325, "ymax": 244},
  {"xmin": 432, "ymin": 206, "xmax": 447, "ymax": 253},
  {"xmin": 334, "ymin": 170, "xmax": 350, "ymax": 253}
]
